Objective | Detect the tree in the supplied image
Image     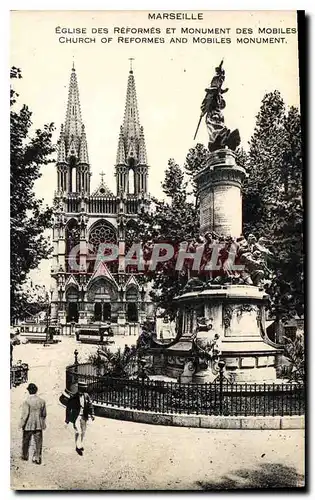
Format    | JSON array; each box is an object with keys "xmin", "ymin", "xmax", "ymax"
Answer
[
  {"xmin": 10, "ymin": 67, "xmax": 55, "ymax": 322},
  {"xmin": 278, "ymin": 333, "xmax": 304, "ymax": 383},
  {"xmin": 136, "ymin": 160, "xmax": 199, "ymax": 319},
  {"xmin": 17, "ymin": 280, "xmax": 49, "ymax": 320},
  {"xmin": 184, "ymin": 143, "xmax": 210, "ymax": 198},
  {"xmin": 242, "ymin": 91, "xmax": 303, "ymax": 320}
]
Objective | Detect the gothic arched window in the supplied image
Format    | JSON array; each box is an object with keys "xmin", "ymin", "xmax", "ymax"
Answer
[
  {"xmin": 88, "ymin": 221, "xmax": 117, "ymax": 254},
  {"xmin": 87, "ymin": 221, "xmax": 117, "ymax": 274},
  {"xmin": 128, "ymin": 168, "xmax": 135, "ymax": 194}
]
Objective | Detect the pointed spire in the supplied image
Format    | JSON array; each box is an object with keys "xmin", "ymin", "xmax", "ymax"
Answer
[
  {"xmin": 115, "ymin": 63, "xmax": 149, "ymax": 195},
  {"xmin": 138, "ymin": 126, "xmax": 148, "ymax": 164},
  {"xmin": 116, "ymin": 126, "xmax": 126, "ymax": 164},
  {"xmin": 123, "ymin": 67, "xmax": 140, "ymax": 145},
  {"xmin": 64, "ymin": 65, "xmax": 82, "ymax": 144},
  {"xmin": 78, "ymin": 124, "xmax": 89, "ymax": 164},
  {"xmin": 57, "ymin": 124, "xmax": 66, "ymax": 163},
  {"xmin": 116, "ymin": 63, "xmax": 149, "ymax": 167},
  {"xmin": 57, "ymin": 65, "xmax": 91, "ymax": 194}
]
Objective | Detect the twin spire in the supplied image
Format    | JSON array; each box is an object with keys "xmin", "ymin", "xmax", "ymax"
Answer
[
  {"xmin": 117, "ymin": 67, "xmax": 148, "ymax": 166},
  {"xmin": 57, "ymin": 65, "xmax": 88, "ymax": 165},
  {"xmin": 57, "ymin": 62, "xmax": 148, "ymax": 175}
]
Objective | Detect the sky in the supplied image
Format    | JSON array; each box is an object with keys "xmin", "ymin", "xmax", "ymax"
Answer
[{"xmin": 10, "ymin": 10, "xmax": 300, "ymax": 286}]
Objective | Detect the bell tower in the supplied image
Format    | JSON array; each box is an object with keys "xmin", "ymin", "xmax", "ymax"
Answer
[
  {"xmin": 51, "ymin": 64, "xmax": 91, "ymax": 325},
  {"xmin": 115, "ymin": 61, "xmax": 149, "ymax": 197},
  {"xmin": 56, "ymin": 64, "xmax": 91, "ymax": 197}
]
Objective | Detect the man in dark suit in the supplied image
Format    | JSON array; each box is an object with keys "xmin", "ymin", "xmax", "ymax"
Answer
[
  {"xmin": 65, "ymin": 382, "xmax": 95, "ymax": 455},
  {"xmin": 20, "ymin": 383, "xmax": 47, "ymax": 464}
]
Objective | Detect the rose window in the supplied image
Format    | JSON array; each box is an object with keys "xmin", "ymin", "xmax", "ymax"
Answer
[{"xmin": 88, "ymin": 223, "xmax": 117, "ymax": 254}]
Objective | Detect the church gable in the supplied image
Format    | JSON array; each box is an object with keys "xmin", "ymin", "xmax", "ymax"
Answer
[
  {"xmin": 65, "ymin": 274, "xmax": 80, "ymax": 290},
  {"xmin": 125, "ymin": 274, "xmax": 140, "ymax": 290},
  {"xmin": 88, "ymin": 261, "xmax": 118, "ymax": 288},
  {"xmin": 91, "ymin": 179, "xmax": 114, "ymax": 198}
]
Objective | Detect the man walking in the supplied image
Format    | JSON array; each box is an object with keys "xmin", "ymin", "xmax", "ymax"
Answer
[
  {"xmin": 65, "ymin": 382, "xmax": 95, "ymax": 456},
  {"xmin": 20, "ymin": 383, "xmax": 47, "ymax": 465}
]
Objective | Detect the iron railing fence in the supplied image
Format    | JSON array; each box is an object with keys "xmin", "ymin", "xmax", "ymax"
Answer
[{"xmin": 65, "ymin": 363, "xmax": 305, "ymax": 417}]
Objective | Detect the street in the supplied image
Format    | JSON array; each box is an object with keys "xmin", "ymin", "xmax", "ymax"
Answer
[{"xmin": 11, "ymin": 337, "xmax": 305, "ymax": 490}]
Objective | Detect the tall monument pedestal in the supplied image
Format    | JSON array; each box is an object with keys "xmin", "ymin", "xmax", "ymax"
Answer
[{"xmin": 195, "ymin": 149, "xmax": 246, "ymax": 237}]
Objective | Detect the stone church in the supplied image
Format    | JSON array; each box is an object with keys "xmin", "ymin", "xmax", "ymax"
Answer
[{"xmin": 50, "ymin": 64, "xmax": 154, "ymax": 334}]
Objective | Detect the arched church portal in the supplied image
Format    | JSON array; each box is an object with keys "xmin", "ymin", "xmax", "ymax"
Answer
[
  {"xmin": 66, "ymin": 286, "xmax": 79, "ymax": 323},
  {"xmin": 126, "ymin": 287, "xmax": 139, "ymax": 322},
  {"xmin": 88, "ymin": 278, "xmax": 117, "ymax": 323}
]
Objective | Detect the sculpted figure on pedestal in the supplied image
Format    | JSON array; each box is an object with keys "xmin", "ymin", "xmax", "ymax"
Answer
[{"xmin": 194, "ymin": 61, "xmax": 241, "ymax": 152}]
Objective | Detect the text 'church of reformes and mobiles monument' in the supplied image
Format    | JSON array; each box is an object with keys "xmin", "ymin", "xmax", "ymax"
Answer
[{"xmin": 50, "ymin": 64, "xmax": 154, "ymax": 334}]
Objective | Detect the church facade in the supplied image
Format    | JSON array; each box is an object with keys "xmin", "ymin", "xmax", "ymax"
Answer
[{"xmin": 50, "ymin": 65, "xmax": 154, "ymax": 334}]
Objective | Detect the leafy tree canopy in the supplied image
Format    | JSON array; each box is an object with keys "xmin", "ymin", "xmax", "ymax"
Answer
[
  {"xmin": 242, "ymin": 91, "xmax": 303, "ymax": 320},
  {"xmin": 135, "ymin": 160, "xmax": 199, "ymax": 319},
  {"xmin": 11, "ymin": 67, "xmax": 55, "ymax": 323}
]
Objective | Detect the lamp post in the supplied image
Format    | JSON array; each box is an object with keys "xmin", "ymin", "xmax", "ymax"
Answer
[
  {"xmin": 138, "ymin": 357, "xmax": 147, "ymax": 410},
  {"xmin": 45, "ymin": 292, "xmax": 50, "ymax": 343},
  {"xmin": 74, "ymin": 348, "xmax": 79, "ymax": 367},
  {"xmin": 218, "ymin": 359, "xmax": 226, "ymax": 416},
  {"xmin": 73, "ymin": 348, "xmax": 79, "ymax": 386}
]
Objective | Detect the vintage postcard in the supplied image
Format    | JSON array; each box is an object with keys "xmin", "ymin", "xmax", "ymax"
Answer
[{"xmin": 10, "ymin": 10, "xmax": 305, "ymax": 491}]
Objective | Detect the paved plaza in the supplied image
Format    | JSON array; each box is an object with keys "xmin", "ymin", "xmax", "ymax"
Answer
[{"xmin": 11, "ymin": 337, "xmax": 305, "ymax": 490}]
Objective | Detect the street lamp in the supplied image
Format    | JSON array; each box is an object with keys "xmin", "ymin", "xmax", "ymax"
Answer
[
  {"xmin": 218, "ymin": 359, "xmax": 226, "ymax": 416},
  {"xmin": 45, "ymin": 292, "xmax": 50, "ymax": 343}
]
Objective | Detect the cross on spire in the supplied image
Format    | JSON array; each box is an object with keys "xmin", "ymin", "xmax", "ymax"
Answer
[
  {"xmin": 100, "ymin": 170, "xmax": 105, "ymax": 183},
  {"xmin": 129, "ymin": 57, "xmax": 135, "ymax": 73}
]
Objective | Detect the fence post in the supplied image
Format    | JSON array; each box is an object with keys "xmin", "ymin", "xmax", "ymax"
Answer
[
  {"xmin": 218, "ymin": 359, "xmax": 226, "ymax": 416},
  {"xmin": 74, "ymin": 349, "xmax": 79, "ymax": 370},
  {"xmin": 140, "ymin": 358, "xmax": 146, "ymax": 410},
  {"xmin": 74, "ymin": 349, "xmax": 79, "ymax": 386}
]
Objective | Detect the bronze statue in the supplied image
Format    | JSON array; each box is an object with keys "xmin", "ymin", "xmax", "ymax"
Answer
[{"xmin": 194, "ymin": 61, "xmax": 241, "ymax": 152}]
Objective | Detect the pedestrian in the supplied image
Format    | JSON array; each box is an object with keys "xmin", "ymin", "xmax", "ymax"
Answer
[
  {"xmin": 65, "ymin": 382, "xmax": 95, "ymax": 456},
  {"xmin": 10, "ymin": 341, "xmax": 13, "ymax": 367},
  {"xmin": 20, "ymin": 383, "xmax": 47, "ymax": 465},
  {"xmin": 10, "ymin": 330, "xmax": 21, "ymax": 367}
]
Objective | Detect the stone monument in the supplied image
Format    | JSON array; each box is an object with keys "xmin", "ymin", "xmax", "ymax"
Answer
[{"xmin": 159, "ymin": 62, "xmax": 279, "ymax": 383}]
